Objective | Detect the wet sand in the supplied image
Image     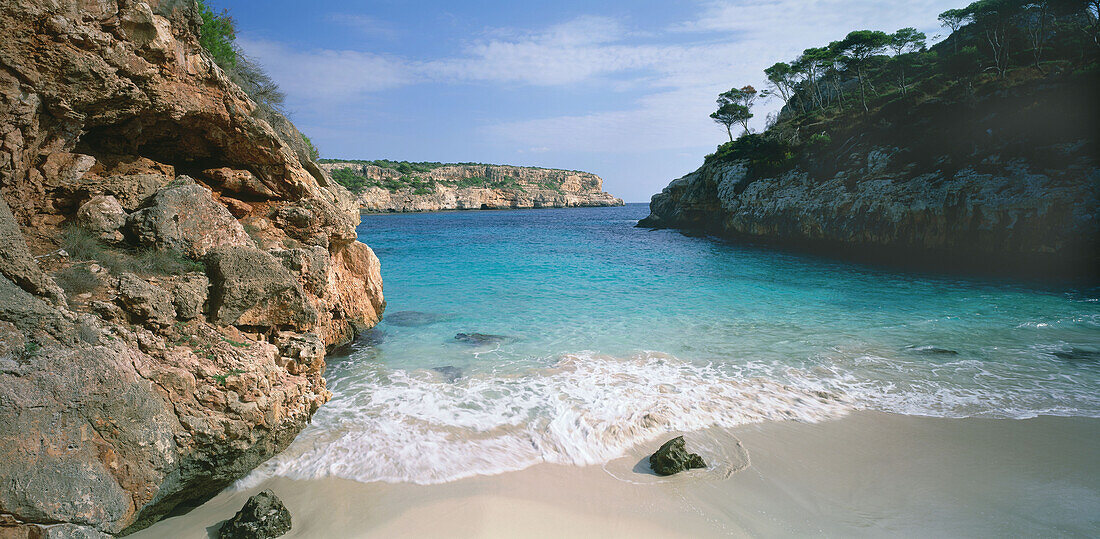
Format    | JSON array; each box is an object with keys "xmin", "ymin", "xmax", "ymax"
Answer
[{"xmin": 134, "ymin": 412, "xmax": 1100, "ymax": 537}]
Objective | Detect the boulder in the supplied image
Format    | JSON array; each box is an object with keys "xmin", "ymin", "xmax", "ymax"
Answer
[
  {"xmin": 221, "ymin": 197, "xmax": 254, "ymax": 218},
  {"xmin": 203, "ymin": 168, "xmax": 281, "ymax": 200},
  {"xmin": 98, "ymin": 174, "xmax": 172, "ymax": 211},
  {"xmin": 454, "ymin": 333, "xmax": 508, "ymax": 345},
  {"xmin": 205, "ymin": 247, "xmax": 317, "ymax": 330},
  {"xmin": 128, "ymin": 177, "xmax": 252, "ymax": 258},
  {"xmin": 117, "ymin": 273, "xmax": 175, "ymax": 327},
  {"xmin": 172, "ymin": 273, "xmax": 209, "ymax": 320},
  {"xmin": 0, "ymin": 199, "xmax": 65, "ymax": 306},
  {"xmin": 649, "ymin": 436, "xmax": 707, "ymax": 476},
  {"xmin": 273, "ymin": 332, "xmax": 325, "ymax": 376},
  {"xmin": 217, "ymin": 490, "xmax": 292, "ymax": 539},
  {"xmin": 272, "ymin": 246, "xmax": 329, "ymax": 296},
  {"xmin": 74, "ymin": 195, "xmax": 126, "ymax": 241}
]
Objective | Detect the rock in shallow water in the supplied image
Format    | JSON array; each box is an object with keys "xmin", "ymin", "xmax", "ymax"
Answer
[
  {"xmin": 218, "ymin": 490, "xmax": 292, "ymax": 539},
  {"xmin": 454, "ymin": 332, "xmax": 508, "ymax": 345},
  {"xmin": 649, "ymin": 436, "xmax": 707, "ymax": 476},
  {"xmin": 431, "ymin": 365, "xmax": 463, "ymax": 382},
  {"xmin": 387, "ymin": 310, "xmax": 450, "ymax": 327}
]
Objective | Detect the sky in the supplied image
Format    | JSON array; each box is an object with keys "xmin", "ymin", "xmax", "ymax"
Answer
[{"xmin": 226, "ymin": 0, "xmax": 963, "ymax": 202}]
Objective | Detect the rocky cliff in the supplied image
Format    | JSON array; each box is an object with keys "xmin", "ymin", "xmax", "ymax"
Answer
[
  {"xmin": 0, "ymin": 1, "xmax": 383, "ymax": 536},
  {"xmin": 640, "ymin": 75, "xmax": 1099, "ymax": 278},
  {"xmin": 320, "ymin": 162, "xmax": 623, "ymax": 212}
]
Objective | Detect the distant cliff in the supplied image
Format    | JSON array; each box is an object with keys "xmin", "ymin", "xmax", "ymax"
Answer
[
  {"xmin": 319, "ymin": 161, "xmax": 623, "ymax": 212},
  {"xmin": 640, "ymin": 9, "xmax": 1099, "ymax": 279}
]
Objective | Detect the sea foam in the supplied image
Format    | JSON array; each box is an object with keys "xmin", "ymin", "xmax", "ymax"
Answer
[{"xmin": 236, "ymin": 351, "xmax": 852, "ymax": 487}]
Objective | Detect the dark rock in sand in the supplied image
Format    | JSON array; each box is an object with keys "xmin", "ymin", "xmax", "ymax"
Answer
[
  {"xmin": 649, "ymin": 436, "xmax": 707, "ymax": 476},
  {"xmin": 218, "ymin": 490, "xmax": 292, "ymax": 539},
  {"xmin": 387, "ymin": 311, "xmax": 450, "ymax": 327},
  {"xmin": 454, "ymin": 332, "xmax": 508, "ymax": 345},
  {"xmin": 431, "ymin": 366, "xmax": 463, "ymax": 383}
]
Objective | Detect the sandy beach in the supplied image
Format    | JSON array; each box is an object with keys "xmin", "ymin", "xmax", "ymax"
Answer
[{"xmin": 133, "ymin": 412, "xmax": 1100, "ymax": 537}]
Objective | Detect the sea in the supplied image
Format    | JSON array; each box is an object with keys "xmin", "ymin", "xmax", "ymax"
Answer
[{"xmin": 238, "ymin": 203, "xmax": 1100, "ymax": 486}]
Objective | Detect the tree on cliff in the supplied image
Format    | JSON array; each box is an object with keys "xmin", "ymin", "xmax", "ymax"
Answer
[
  {"xmin": 764, "ymin": 62, "xmax": 797, "ymax": 106},
  {"xmin": 711, "ymin": 86, "xmax": 759, "ymax": 141},
  {"xmin": 832, "ymin": 30, "xmax": 891, "ymax": 111},
  {"xmin": 889, "ymin": 28, "xmax": 927, "ymax": 95},
  {"xmin": 711, "ymin": 103, "xmax": 750, "ymax": 142}
]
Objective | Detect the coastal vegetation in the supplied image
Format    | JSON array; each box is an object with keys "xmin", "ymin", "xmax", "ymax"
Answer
[
  {"xmin": 326, "ymin": 161, "xmax": 536, "ymax": 194},
  {"xmin": 706, "ymin": 0, "xmax": 1099, "ymax": 171}
]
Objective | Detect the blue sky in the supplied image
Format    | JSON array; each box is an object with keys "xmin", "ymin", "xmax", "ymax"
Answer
[{"xmin": 227, "ymin": 0, "xmax": 961, "ymax": 202}]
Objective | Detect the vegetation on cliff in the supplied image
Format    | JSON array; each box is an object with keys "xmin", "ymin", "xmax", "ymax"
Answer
[{"xmin": 705, "ymin": 0, "xmax": 1098, "ymax": 175}]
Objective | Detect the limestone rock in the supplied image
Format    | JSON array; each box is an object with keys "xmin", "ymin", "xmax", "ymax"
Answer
[
  {"xmin": 272, "ymin": 246, "xmax": 329, "ymax": 296},
  {"xmin": 0, "ymin": 0, "xmax": 378, "ymax": 533},
  {"xmin": 205, "ymin": 247, "xmax": 316, "ymax": 330},
  {"xmin": 203, "ymin": 168, "xmax": 281, "ymax": 200},
  {"xmin": 0, "ymin": 199, "xmax": 65, "ymax": 306},
  {"xmin": 128, "ymin": 178, "xmax": 252, "ymax": 258},
  {"xmin": 117, "ymin": 273, "xmax": 175, "ymax": 327},
  {"xmin": 217, "ymin": 490, "xmax": 292, "ymax": 539},
  {"xmin": 75, "ymin": 195, "xmax": 126, "ymax": 241},
  {"xmin": 222, "ymin": 197, "xmax": 254, "ymax": 218},
  {"xmin": 319, "ymin": 162, "xmax": 624, "ymax": 212},
  {"xmin": 649, "ymin": 436, "xmax": 707, "ymax": 476},
  {"xmin": 172, "ymin": 273, "xmax": 209, "ymax": 320}
]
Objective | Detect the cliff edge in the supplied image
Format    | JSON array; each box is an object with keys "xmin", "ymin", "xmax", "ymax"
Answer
[
  {"xmin": 0, "ymin": 0, "xmax": 383, "ymax": 535},
  {"xmin": 640, "ymin": 13, "xmax": 1098, "ymax": 279},
  {"xmin": 320, "ymin": 161, "xmax": 624, "ymax": 212}
]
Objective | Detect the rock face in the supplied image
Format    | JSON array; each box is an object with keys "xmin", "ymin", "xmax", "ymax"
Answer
[
  {"xmin": 649, "ymin": 436, "xmax": 707, "ymax": 476},
  {"xmin": 0, "ymin": 0, "xmax": 383, "ymax": 535},
  {"xmin": 217, "ymin": 490, "xmax": 292, "ymax": 539},
  {"xmin": 319, "ymin": 162, "xmax": 624, "ymax": 212},
  {"xmin": 639, "ymin": 80, "xmax": 1099, "ymax": 278}
]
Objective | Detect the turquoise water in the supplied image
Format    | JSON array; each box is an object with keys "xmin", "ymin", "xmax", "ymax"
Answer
[{"xmin": 243, "ymin": 204, "xmax": 1100, "ymax": 485}]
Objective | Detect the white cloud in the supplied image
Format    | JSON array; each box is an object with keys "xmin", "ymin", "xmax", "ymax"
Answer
[
  {"xmin": 240, "ymin": 1, "xmax": 962, "ymax": 155},
  {"xmin": 237, "ymin": 36, "xmax": 416, "ymax": 103},
  {"xmin": 326, "ymin": 14, "xmax": 399, "ymax": 39}
]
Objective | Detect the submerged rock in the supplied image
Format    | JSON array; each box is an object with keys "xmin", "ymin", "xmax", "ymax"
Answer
[
  {"xmin": 454, "ymin": 332, "xmax": 508, "ymax": 345},
  {"xmin": 218, "ymin": 490, "xmax": 292, "ymax": 539},
  {"xmin": 904, "ymin": 345, "xmax": 959, "ymax": 356},
  {"xmin": 387, "ymin": 310, "xmax": 449, "ymax": 327},
  {"xmin": 649, "ymin": 436, "xmax": 707, "ymax": 476},
  {"xmin": 1053, "ymin": 348, "xmax": 1100, "ymax": 363},
  {"xmin": 431, "ymin": 365, "xmax": 462, "ymax": 382}
]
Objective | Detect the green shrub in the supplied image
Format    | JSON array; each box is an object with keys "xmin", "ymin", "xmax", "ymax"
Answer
[
  {"xmin": 302, "ymin": 134, "xmax": 320, "ymax": 161},
  {"xmin": 197, "ymin": 0, "xmax": 236, "ymax": 70},
  {"xmin": 61, "ymin": 226, "xmax": 202, "ymax": 276},
  {"xmin": 808, "ymin": 132, "xmax": 832, "ymax": 147},
  {"xmin": 54, "ymin": 265, "xmax": 102, "ymax": 296}
]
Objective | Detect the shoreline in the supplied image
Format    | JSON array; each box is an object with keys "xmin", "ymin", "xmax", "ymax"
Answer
[{"xmin": 133, "ymin": 412, "xmax": 1100, "ymax": 537}]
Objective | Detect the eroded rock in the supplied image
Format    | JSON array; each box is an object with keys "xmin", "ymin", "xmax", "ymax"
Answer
[
  {"xmin": 649, "ymin": 436, "xmax": 707, "ymax": 476},
  {"xmin": 205, "ymin": 246, "xmax": 316, "ymax": 330},
  {"xmin": 217, "ymin": 490, "xmax": 292, "ymax": 539},
  {"xmin": 129, "ymin": 178, "xmax": 252, "ymax": 258},
  {"xmin": 172, "ymin": 273, "xmax": 209, "ymax": 320},
  {"xmin": 75, "ymin": 195, "xmax": 126, "ymax": 241},
  {"xmin": 117, "ymin": 273, "xmax": 175, "ymax": 327}
]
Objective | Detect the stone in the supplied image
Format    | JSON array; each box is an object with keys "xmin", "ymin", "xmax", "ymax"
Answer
[
  {"xmin": 128, "ymin": 178, "xmax": 252, "ymax": 258},
  {"xmin": 454, "ymin": 333, "xmax": 508, "ymax": 345},
  {"xmin": 172, "ymin": 273, "xmax": 209, "ymax": 320},
  {"xmin": 272, "ymin": 246, "xmax": 329, "ymax": 296},
  {"xmin": 217, "ymin": 490, "xmax": 292, "ymax": 539},
  {"xmin": 318, "ymin": 162, "xmax": 624, "ymax": 212},
  {"xmin": 117, "ymin": 273, "xmax": 175, "ymax": 327},
  {"xmin": 222, "ymin": 197, "xmax": 254, "ymax": 218},
  {"xmin": 0, "ymin": 198, "xmax": 65, "ymax": 306},
  {"xmin": 649, "ymin": 436, "xmax": 707, "ymax": 476},
  {"xmin": 273, "ymin": 332, "xmax": 325, "ymax": 375},
  {"xmin": 386, "ymin": 311, "xmax": 450, "ymax": 327},
  {"xmin": 205, "ymin": 247, "xmax": 317, "ymax": 330},
  {"xmin": 203, "ymin": 168, "xmax": 281, "ymax": 200},
  {"xmin": 431, "ymin": 366, "xmax": 462, "ymax": 383},
  {"xmin": 74, "ymin": 195, "xmax": 126, "ymax": 240}
]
